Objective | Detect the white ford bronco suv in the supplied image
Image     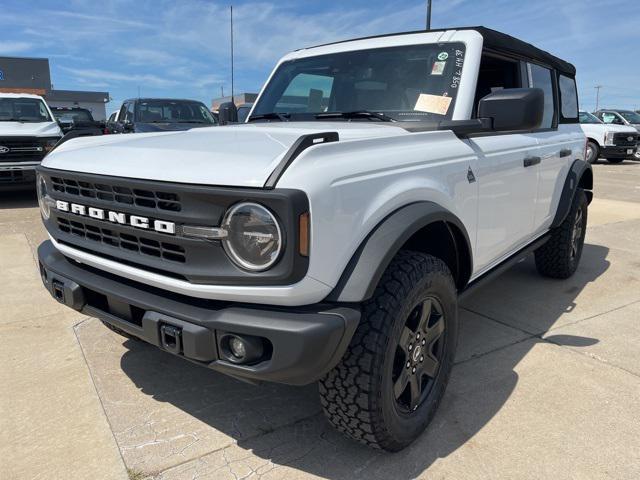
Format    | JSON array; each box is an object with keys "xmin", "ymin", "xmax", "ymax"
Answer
[
  {"xmin": 36, "ymin": 27, "xmax": 592, "ymax": 451},
  {"xmin": 0, "ymin": 93, "xmax": 62, "ymax": 189}
]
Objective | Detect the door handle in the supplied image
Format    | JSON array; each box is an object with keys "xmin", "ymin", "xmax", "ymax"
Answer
[
  {"xmin": 523, "ymin": 156, "xmax": 541, "ymax": 167},
  {"xmin": 559, "ymin": 148, "xmax": 572, "ymax": 158}
]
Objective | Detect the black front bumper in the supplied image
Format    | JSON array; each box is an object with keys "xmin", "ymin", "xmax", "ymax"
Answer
[
  {"xmin": 0, "ymin": 166, "xmax": 36, "ymax": 189},
  {"xmin": 38, "ymin": 241, "xmax": 359, "ymax": 385},
  {"xmin": 601, "ymin": 145, "xmax": 638, "ymax": 159}
]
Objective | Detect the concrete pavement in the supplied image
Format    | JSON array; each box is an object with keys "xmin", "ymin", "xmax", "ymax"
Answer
[{"xmin": 1, "ymin": 160, "xmax": 639, "ymax": 479}]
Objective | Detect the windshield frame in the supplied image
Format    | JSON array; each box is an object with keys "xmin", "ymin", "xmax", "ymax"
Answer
[
  {"xmin": 250, "ymin": 42, "xmax": 467, "ymax": 123},
  {"xmin": 134, "ymin": 100, "xmax": 216, "ymax": 124},
  {"xmin": 0, "ymin": 97, "xmax": 53, "ymax": 123}
]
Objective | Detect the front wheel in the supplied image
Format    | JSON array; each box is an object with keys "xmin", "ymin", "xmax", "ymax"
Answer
[
  {"xmin": 319, "ymin": 251, "xmax": 458, "ymax": 451},
  {"xmin": 606, "ymin": 158, "xmax": 624, "ymax": 164},
  {"xmin": 585, "ymin": 140, "xmax": 599, "ymax": 164}
]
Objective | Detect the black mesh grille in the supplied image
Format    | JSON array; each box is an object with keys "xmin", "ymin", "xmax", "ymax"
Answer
[
  {"xmin": 613, "ymin": 132, "xmax": 639, "ymax": 147},
  {"xmin": 0, "ymin": 137, "xmax": 49, "ymax": 162},
  {"xmin": 57, "ymin": 217, "xmax": 186, "ymax": 263},
  {"xmin": 50, "ymin": 175, "xmax": 182, "ymax": 212}
]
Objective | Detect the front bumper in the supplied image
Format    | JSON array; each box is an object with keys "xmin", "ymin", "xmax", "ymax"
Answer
[
  {"xmin": 601, "ymin": 145, "xmax": 638, "ymax": 159},
  {"xmin": 38, "ymin": 240, "xmax": 359, "ymax": 385},
  {"xmin": 0, "ymin": 163, "xmax": 37, "ymax": 189}
]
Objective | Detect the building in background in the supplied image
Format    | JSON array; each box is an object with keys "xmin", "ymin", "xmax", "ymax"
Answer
[
  {"xmin": 211, "ymin": 92, "xmax": 257, "ymax": 111},
  {"xmin": 0, "ymin": 56, "xmax": 109, "ymax": 120}
]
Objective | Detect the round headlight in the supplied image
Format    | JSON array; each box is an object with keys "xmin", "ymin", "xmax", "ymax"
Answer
[
  {"xmin": 36, "ymin": 174, "xmax": 51, "ymax": 220},
  {"xmin": 222, "ymin": 202, "xmax": 283, "ymax": 271}
]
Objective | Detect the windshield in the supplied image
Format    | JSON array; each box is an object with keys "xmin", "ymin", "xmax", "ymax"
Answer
[
  {"xmin": 53, "ymin": 109, "xmax": 94, "ymax": 123},
  {"xmin": 619, "ymin": 111, "xmax": 640, "ymax": 123},
  {"xmin": 0, "ymin": 97, "xmax": 52, "ymax": 122},
  {"xmin": 579, "ymin": 112, "xmax": 602, "ymax": 124},
  {"xmin": 252, "ymin": 42, "xmax": 466, "ymax": 122},
  {"xmin": 136, "ymin": 100, "xmax": 216, "ymax": 124}
]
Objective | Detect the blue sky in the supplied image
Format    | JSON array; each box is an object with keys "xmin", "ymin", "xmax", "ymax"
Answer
[{"xmin": 1, "ymin": 0, "xmax": 639, "ymax": 112}]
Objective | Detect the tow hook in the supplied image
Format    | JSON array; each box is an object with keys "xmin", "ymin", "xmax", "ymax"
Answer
[
  {"xmin": 52, "ymin": 280, "xmax": 65, "ymax": 303},
  {"xmin": 160, "ymin": 324, "xmax": 183, "ymax": 355}
]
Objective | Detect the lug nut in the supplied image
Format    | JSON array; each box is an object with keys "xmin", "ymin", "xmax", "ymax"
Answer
[
  {"xmin": 406, "ymin": 361, "xmax": 411, "ymax": 368},
  {"xmin": 420, "ymin": 355, "xmax": 424, "ymax": 362},
  {"xmin": 412, "ymin": 367, "xmax": 416, "ymax": 373},
  {"xmin": 422, "ymin": 339, "xmax": 426, "ymax": 345},
  {"xmin": 416, "ymin": 333, "xmax": 421, "ymax": 339},
  {"xmin": 408, "ymin": 344, "xmax": 413, "ymax": 351}
]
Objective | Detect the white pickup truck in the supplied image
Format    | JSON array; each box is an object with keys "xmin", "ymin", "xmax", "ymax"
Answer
[
  {"xmin": 36, "ymin": 27, "xmax": 591, "ymax": 450},
  {"xmin": 579, "ymin": 111, "xmax": 638, "ymax": 163},
  {"xmin": 0, "ymin": 93, "xmax": 62, "ymax": 189}
]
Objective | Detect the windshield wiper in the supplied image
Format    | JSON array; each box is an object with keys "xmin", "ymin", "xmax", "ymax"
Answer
[
  {"xmin": 247, "ymin": 112, "xmax": 290, "ymax": 122},
  {"xmin": 314, "ymin": 111, "xmax": 395, "ymax": 122}
]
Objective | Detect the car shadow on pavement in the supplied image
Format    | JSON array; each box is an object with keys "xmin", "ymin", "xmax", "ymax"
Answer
[
  {"xmin": 0, "ymin": 188, "xmax": 38, "ymax": 209},
  {"xmin": 118, "ymin": 243, "xmax": 609, "ymax": 479}
]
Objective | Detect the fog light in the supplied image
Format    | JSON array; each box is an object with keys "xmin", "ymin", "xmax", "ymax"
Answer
[
  {"xmin": 220, "ymin": 333, "xmax": 265, "ymax": 365},
  {"xmin": 229, "ymin": 336, "xmax": 247, "ymax": 359}
]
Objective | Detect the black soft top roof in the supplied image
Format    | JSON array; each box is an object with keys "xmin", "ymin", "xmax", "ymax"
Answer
[{"xmin": 306, "ymin": 26, "xmax": 576, "ymax": 77}]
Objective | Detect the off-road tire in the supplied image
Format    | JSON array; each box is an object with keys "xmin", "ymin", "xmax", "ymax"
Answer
[
  {"xmin": 585, "ymin": 140, "xmax": 599, "ymax": 164},
  {"xmin": 606, "ymin": 158, "xmax": 624, "ymax": 164},
  {"xmin": 534, "ymin": 188, "xmax": 588, "ymax": 279},
  {"xmin": 319, "ymin": 251, "xmax": 458, "ymax": 451},
  {"xmin": 100, "ymin": 319, "xmax": 136, "ymax": 340}
]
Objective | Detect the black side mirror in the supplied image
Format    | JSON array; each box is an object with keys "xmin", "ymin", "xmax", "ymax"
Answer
[
  {"xmin": 218, "ymin": 102, "xmax": 238, "ymax": 125},
  {"xmin": 478, "ymin": 88, "xmax": 544, "ymax": 131}
]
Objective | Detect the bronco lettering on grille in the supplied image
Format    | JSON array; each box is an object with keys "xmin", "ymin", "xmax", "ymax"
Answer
[{"xmin": 55, "ymin": 200, "xmax": 176, "ymax": 234}]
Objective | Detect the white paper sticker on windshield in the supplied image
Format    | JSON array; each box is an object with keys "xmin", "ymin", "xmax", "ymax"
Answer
[
  {"xmin": 414, "ymin": 94, "xmax": 452, "ymax": 115},
  {"xmin": 431, "ymin": 61, "xmax": 446, "ymax": 75}
]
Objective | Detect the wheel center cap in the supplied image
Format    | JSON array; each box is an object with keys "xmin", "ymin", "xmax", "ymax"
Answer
[{"xmin": 412, "ymin": 346, "xmax": 422, "ymax": 362}]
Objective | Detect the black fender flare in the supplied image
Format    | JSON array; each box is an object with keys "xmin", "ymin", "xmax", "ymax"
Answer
[
  {"xmin": 326, "ymin": 202, "xmax": 473, "ymax": 303},
  {"xmin": 551, "ymin": 159, "xmax": 593, "ymax": 228}
]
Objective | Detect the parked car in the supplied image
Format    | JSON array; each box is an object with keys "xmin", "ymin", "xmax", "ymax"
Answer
[
  {"xmin": 109, "ymin": 98, "xmax": 217, "ymax": 133},
  {"xmin": 0, "ymin": 93, "xmax": 62, "ymax": 190},
  {"xmin": 51, "ymin": 107, "xmax": 107, "ymax": 146},
  {"xmin": 36, "ymin": 26, "xmax": 591, "ymax": 451},
  {"xmin": 579, "ymin": 111, "xmax": 638, "ymax": 164}
]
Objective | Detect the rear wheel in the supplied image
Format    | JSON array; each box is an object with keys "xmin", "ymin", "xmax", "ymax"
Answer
[
  {"xmin": 535, "ymin": 189, "xmax": 588, "ymax": 279},
  {"xmin": 585, "ymin": 140, "xmax": 599, "ymax": 164},
  {"xmin": 319, "ymin": 251, "xmax": 458, "ymax": 451},
  {"xmin": 606, "ymin": 158, "xmax": 624, "ymax": 164}
]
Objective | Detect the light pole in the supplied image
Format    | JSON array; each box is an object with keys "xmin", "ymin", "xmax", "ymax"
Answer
[
  {"xmin": 594, "ymin": 85, "xmax": 603, "ymax": 111},
  {"xmin": 426, "ymin": 0, "xmax": 432, "ymax": 30},
  {"xmin": 230, "ymin": 5, "xmax": 234, "ymax": 102}
]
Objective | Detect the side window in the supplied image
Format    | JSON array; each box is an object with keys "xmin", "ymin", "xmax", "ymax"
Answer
[
  {"xmin": 275, "ymin": 73, "xmax": 334, "ymax": 113},
  {"xmin": 119, "ymin": 103, "xmax": 128, "ymax": 122},
  {"xmin": 558, "ymin": 75, "xmax": 578, "ymax": 122},
  {"xmin": 473, "ymin": 54, "xmax": 522, "ymax": 116},
  {"xmin": 122, "ymin": 102, "xmax": 135, "ymax": 122},
  {"xmin": 601, "ymin": 112, "xmax": 622, "ymax": 125},
  {"xmin": 527, "ymin": 63, "xmax": 555, "ymax": 129}
]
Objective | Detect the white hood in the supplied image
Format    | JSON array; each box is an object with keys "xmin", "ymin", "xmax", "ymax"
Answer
[
  {"xmin": 580, "ymin": 122, "xmax": 637, "ymax": 137},
  {"xmin": 0, "ymin": 120, "xmax": 62, "ymax": 137},
  {"xmin": 42, "ymin": 122, "xmax": 409, "ymax": 187}
]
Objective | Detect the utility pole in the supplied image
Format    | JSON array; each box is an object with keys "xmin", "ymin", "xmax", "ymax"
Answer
[
  {"xmin": 426, "ymin": 0, "xmax": 432, "ymax": 30},
  {"xmin": 594, "ymin": 85, "xmax": 603, "ymax": 111},
  {"xmin": 230, "ymin": 5, "xmax": 234, "ymax": 103}
]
